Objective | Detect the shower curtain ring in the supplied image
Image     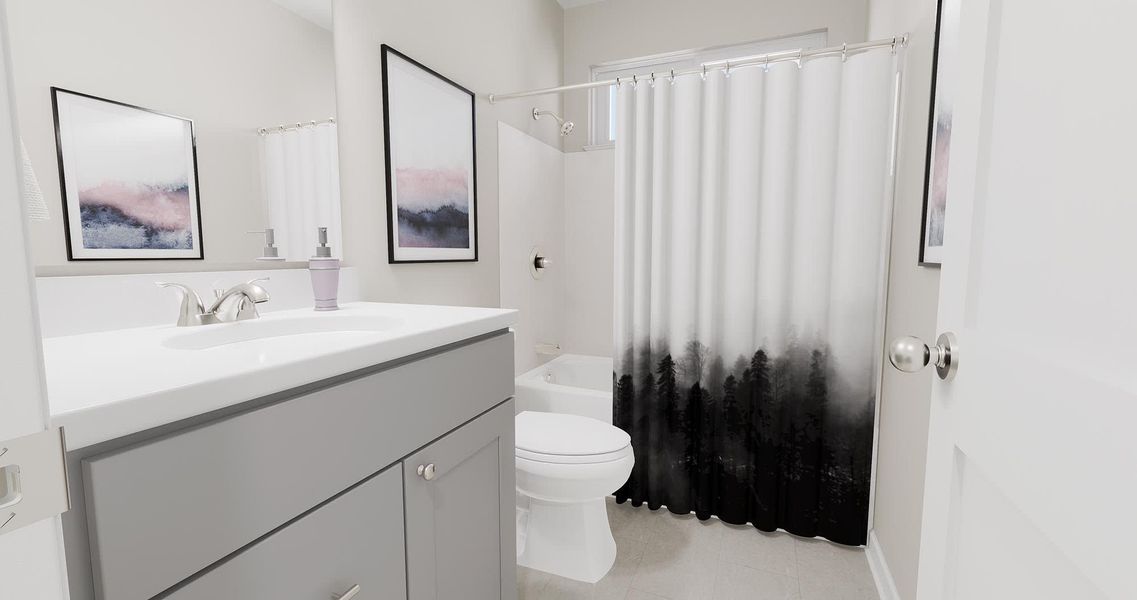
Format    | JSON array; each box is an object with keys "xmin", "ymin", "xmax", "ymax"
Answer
[
  {"xmin": 724, "ymin": 61, "xmax": 732, "ymax": 78},
  {"xmin": 891, "ymin": 37, "xmax": 899, "ymax": 54},
  {"xmin": 649, "ymin": 72, "xmax": 656, "ymax": 88},
  {"xmin": 701, "ymin": 64, "xmax": 707, "ymax": 81},
  {"xmin": 763, "ymin": 56, "xmax": 770, "ymax": 73},
  {"xmin": 795, "ymin": 50, "xmax": 803, "ymax": 69},
  {"xmin": 841, "ymin": 43, "xmax": 848, "ymax": 63},
  {"xmin": 669, "ymin": 69, "xmax": 676, "ymax": 85},
  {"xmin": 632, "ymin": 74, "xmax": 638, "ymax": 88},
  {"xmin": 615, "ymin": 76, "xmax": 622, "ymax": 87}
]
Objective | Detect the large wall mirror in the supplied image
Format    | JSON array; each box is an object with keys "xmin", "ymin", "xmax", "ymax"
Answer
[{"xmin": 8, "ymin": 0, "xmax": 339, "ymax": 275}]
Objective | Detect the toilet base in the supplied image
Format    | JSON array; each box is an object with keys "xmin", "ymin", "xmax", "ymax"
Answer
[{"xmin": 517, "ymin": 496, "xmax": 616, "ymax": 583}]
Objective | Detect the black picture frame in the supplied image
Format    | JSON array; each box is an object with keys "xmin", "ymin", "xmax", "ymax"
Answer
[
  {"xmin": 380, "ymin": 44, "xmax": 479, "ymax": 264},
  {"xmin": 918, "ymin": 0, "xmax": 954, "ymax": 267},
  {"xmin": 51, "ymin": 87, "xmax": 204, "ymax": 261}
]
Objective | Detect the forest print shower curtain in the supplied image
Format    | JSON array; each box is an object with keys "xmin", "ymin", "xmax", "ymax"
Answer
[{"xmin": 613, "ymin": 50, "xmax": 896, "ymax": 546}]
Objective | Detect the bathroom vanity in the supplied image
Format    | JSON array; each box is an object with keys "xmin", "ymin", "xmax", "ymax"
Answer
[{"xmin": 44, "ymin": 302, "xmax": 518, "ymax": 600}]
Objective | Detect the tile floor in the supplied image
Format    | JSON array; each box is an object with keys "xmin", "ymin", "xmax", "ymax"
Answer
[{"xmin": 518, "ymin": 498, "xmax": 879, "ymax": 600}]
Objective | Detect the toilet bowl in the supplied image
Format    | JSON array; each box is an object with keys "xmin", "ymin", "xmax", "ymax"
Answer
[{"xmin": 515, "ymin": 410, "xmax": 634, "ymax": 583}]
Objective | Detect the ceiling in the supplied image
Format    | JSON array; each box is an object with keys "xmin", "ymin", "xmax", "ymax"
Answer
[
  {"xmin": 269, "ymin": 0, "xmax": 332, "ymax": 30},
  {"xmin": 269, "ymin": 0, "xmax": 605, "ymax": 31}
]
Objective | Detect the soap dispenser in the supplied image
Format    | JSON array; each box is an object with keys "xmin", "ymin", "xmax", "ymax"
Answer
[
  {"xmin": 248, "ymin": 228, "xmax": 285, "ymax": 261},
  {"xmin": 309, "ymin": 227, "xmax": 340, "ymax": 311}
]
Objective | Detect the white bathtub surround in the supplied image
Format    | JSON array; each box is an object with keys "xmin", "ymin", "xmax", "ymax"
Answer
[
  {"xmin": 497, "ymin": 123, "xmax": 566, "ymax": 374},
  {"xmin": 515, "ymin": 411, "xmax": 633, "ymax": 583},
  {"xmin": 612, "ymin": 50, "xmax": 897, "ymax": 544},
  {"xmin": 43, "ymin": 302, "xmax": 516, "ymax": 449},
  {"xmin": 259, "ymin": 122, "xmax": 343, "ymax": 261},
  {"xmin": 515, "ymin": 354, "xmax": 613, "ymax": 423},
  {"xmin": 563, "ymin": 149, "xmax": 615, "ymax": 358}
]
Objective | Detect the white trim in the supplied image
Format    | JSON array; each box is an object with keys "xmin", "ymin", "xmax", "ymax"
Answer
[
  {"xmin": 557, "ymin": 0, "xmax": 606, "ymax": 8},
  {"xmin": 866, "ymin": 530, "xmax": 902, "ymax": 600},
  {"xmin": 867, "ymin": 52, "xmax": 908, "ymax": 535},
  {"xmin": 587, "ymin": 28, "xmax": 829, "ymax": 72},
  {"xmin": 581, "ymin": 143, "xmax": 614, "ymax": 152}
]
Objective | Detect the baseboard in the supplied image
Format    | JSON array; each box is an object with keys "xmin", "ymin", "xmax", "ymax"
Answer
[{"xmin": 866, "ymin": 530, "xmax": 902, "ymax": 600}]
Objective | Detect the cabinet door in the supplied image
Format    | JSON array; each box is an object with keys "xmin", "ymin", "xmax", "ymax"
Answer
[
  {"xmin": 166, "ymin": 466, "xmax": 406, "ymax": 600},
  {"xmin": 405, "ymin": 400, "xmax": 516, "ymax": 600}
]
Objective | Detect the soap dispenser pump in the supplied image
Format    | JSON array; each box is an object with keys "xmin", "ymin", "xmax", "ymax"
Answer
[
  {"xmin": 248, "ymin": 228, "xmax": 286, "ymax": 261},
  {"xmin": 309, "ymin": 227, "xmax": 340, "ymax": 311}
]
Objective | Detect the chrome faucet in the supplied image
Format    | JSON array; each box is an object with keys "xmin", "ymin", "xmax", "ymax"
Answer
[{"xmin": 156, "ymin": 278, "xmax": 271, "ymax": 326}]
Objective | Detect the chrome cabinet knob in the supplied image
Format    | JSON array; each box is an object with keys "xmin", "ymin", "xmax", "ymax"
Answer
[
  {"xmin": 888, "ymin": 332, "xmax": 958, "ymax": 381},
  {"xmin": 417, "ymin": 463, "xmax": 436, "ymax": 481}
]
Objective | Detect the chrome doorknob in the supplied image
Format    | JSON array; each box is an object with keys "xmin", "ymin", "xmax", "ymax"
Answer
[
  {"xmin": 888, "ymin": 332, "xmax": 958, "ymax": 381},
  {"xmin": 417, "ymin": 463, "xmax": 436, "ymax": 481}
]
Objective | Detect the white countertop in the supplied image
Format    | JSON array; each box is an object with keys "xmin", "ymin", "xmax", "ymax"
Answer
[{"xmin": 44, "ymin": 302, "xmax": 517, "ymax": 450}]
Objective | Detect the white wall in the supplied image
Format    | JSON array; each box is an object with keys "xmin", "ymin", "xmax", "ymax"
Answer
[
  {"xmin": 332, "ymin": 0, "xmax": 564, "ymax": 307},
  {"xmin": 562, "ymin": 0, "xmax": 869, "ymax": 151},
  {"xmin": 498, "ymin": 123, "xmax": 565, "ymax": 374},
  {"xmin": 868, "ymin": 0, "xmax": 942, "ymax": 598},
  {"xmin": 7, "ymin": 0, "xmax": 337, "ymax": 276},
  {"xmin": 562, "ymin": 148, "xmax": 614, "ymax": 357}
]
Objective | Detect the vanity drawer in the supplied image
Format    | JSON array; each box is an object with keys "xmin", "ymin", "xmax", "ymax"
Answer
[
  {"xmin": 82, "ymin": 332, "xmax": 512, "ymax": 600},
  {"xmin": 165, "ymin": 464, "xmax": 406, "ymax": 600}
]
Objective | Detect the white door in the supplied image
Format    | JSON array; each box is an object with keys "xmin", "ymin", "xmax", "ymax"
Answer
[
  {"xmin": 912, "ymin": 0, "xmax": 1137, "ymax": 598},
  {"xmin": 0, "ymin": 1, "xmax": 70, "ymax": 597}
]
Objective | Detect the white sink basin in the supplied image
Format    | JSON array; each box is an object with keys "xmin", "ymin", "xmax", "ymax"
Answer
[{"xmin": 162, "ymin": 314, "xmax": 405, "ymax": 350}]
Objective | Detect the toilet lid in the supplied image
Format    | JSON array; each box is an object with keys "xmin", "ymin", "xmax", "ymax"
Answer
[{"xmin": 515, "ymin": 411, "xmax": 631, "ymax": 458}]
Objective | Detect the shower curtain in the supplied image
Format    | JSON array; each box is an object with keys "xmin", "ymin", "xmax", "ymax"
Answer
[
  {"xmin": 260, "ymin": 123, "xmax": 343, "ymax": 260},
  {"xmin": 612, "ymin": 50, "xmax": 896, "ymax": 546}
]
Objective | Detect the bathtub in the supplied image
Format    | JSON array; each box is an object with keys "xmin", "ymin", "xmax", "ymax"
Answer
[{"xmin": 514, "ymin": 354, "xmax": 613, "ymax": 424}]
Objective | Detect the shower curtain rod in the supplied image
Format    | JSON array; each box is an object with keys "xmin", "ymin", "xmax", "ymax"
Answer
[
  {"xmin": 487, "ymin": 34, "xmax": 907, "ymax": 104},
  {"xmin": 257, "ymin": 117, "xmax": 336, "ymax": 136}
]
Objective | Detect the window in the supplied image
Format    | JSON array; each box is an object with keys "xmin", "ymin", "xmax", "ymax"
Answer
[{"xmin": 587, "ymin": 31, "xmax": 829, "ymax": 147}]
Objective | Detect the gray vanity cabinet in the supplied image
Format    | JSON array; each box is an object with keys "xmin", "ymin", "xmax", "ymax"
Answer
[
  {"xmin": 165, "ymin": 465, "xmax": 407, "ymax": 600},
  {"xmin": 404, "ymin": 401, "xmax": 517, "ymax": 600},
  {"xmin": 64, "ymin": 331, "xmax": 517, "ymax": 600}
]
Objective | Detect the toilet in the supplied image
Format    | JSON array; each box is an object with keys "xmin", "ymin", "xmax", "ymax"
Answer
[{"xmin": 514, "ymin": 410, "xmax": 634, "ymax": 583}]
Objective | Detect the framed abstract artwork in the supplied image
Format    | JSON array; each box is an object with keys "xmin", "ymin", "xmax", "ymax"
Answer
[
  {"xmin": 51, "ymin": 88, "xmax": 203, "ymax": 261},
  {"xmin": 381, "ymin": 44, "xmax": 478, "ymax": 263},
  {"xmin": 919, "ymin": 0, "xmax": 959, "ymax": 266}
]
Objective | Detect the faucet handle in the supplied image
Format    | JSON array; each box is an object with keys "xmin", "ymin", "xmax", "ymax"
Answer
[{"xmin": 156, "ymin": 282, "xmax": 206, "ymax": 327}]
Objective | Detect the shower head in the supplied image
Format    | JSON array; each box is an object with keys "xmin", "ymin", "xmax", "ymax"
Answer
[{"xmin": 532, "ymin": 107, "xmax": 575, "ymax": 137}]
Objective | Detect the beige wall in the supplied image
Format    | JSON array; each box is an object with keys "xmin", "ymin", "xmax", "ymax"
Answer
[
  {"xmin": 562, "ymin": 148, "xmax": 614, "ymax": 357},
  {"xmin": 332, "ymin": 0, "xmax": 564, "ymax": 306},
  {"xmin": 868, "ymin": 0, "xmax": 942, "ymax": 598},
  {"xmin": 562, "ymin": 0, "xmax": 869, "ymax": 152},
  {"xmin": 8, "ymin": 0, "xmax": 337, "ymax": 275}
]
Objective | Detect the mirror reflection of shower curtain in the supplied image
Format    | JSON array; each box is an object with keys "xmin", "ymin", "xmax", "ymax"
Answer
[
  {"xmin": 259, "ymin": 123, "xmax": 342, "ymax": 260},
  {"xmin": 612, "ymin": 50, "xmax": 896, "ymax": 546}
]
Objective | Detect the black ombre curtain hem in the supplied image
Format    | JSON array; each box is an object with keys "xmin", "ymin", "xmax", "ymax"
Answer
[{"xmin": 612, "ymin": 345, "xmax": 874, "ymax": 547}]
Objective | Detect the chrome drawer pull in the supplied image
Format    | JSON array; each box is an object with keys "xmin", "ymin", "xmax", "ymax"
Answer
[
  {"xmin": 417, "ymin": 463, "xmax": 436, "ymax": 481},
  {"xmin": 332, "ymin": 584, "xmax": 361, "ymax": 600}
]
